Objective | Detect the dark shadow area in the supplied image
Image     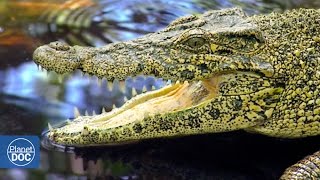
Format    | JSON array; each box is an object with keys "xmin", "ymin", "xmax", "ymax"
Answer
[{"xmin": 42, "ymin": 130, "xmax": 320, "ymax": 179}]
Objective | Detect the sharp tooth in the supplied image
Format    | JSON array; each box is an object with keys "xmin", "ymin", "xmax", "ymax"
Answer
[
  {"xmin": 132, "ymin": 88, "xmax": 138, "ymax": 97},
  {"xmin": 142, "ymin": 86, "xmax": 147, "ymax": 93},
  {"xmin": 48, "ymin": 123, "xmax": 53, "ymax": 131},
  {"xmin": 97, "ymin": 78, "xmax": 102, "ymax": 87},
  {"xmin": 74, "ymin": 107, "xmax": 81, "ymax": 118},
  {"xmin": 85, "ymin": 110, "xmax": 89, "ymax": 116},
  {"xmin": 112, "ymin": 104, "xmax": 117, "ymax": 109},
  {"xmin": 107, "ymin": 81, "xmax": 113, "ymax": 91},
  {"xmin": 58, "ymin": 75, "xmax": 63, "ymax": 83},
  {"xmin": 124, "ymin": 96, "xmax": 128, "ymax": 103},
  {"xmin": 100, "ymin": 78, "xmax": 107, "ymax": 89},
  {"xmin": 81, "ymin": 126, "xmax": 89, "ymax": 135},
  {"xmin": 119, "ymin": 81, "xmax": 126, "ymax": 93},
  {"xmin": 102, "ymin": 107, "xmax": 106, "ymax": 113},
  {"xmin": 166, "ymin": 80, "xmax": 172, "ymax": 85},
  {"xmin": 151, "ymin": 85, "xmax": 156, "ymax": 90},
  {"xmin": 175, "ymin": 80, "xmax": 181, "ymax": 84}
]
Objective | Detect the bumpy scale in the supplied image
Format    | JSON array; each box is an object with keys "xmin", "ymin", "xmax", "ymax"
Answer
[{"xmin": 33, "ymin": 8, "xmax": 320, "ymax": 179}]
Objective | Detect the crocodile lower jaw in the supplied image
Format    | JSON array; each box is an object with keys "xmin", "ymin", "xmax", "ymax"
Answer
[{"xmin": 50, "ymin": 76, "xmax": 220, "ymax": 135}]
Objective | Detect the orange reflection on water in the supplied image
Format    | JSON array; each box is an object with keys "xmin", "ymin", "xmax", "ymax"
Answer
[
  {"xmin": 0, "ymin": 29, "xmax": 35, "ymax": 46},
  {"xmin": 0, "ymin": 0, "xmax": 96, "ymax": 47},
  {"xmin": 7, "ymin": 0, "xmax": 96, "ymax": 14}
]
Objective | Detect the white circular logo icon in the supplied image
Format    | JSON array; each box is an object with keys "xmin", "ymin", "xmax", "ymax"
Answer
[{"xmin": 7, "ymin": 138, "xmax": 36, "ymax": 166}]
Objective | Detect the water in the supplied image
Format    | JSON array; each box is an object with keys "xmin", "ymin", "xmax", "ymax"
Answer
[{"xmin": 0, "ymin": 0, "xmax": 320, "ymax": 179}]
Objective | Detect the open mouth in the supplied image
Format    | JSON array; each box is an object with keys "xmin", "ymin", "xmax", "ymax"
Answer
[
  {"xmin": 33, "ymin": 40, "xmax": 278, "ymax": 146},
  {"xmin": 49, "ymin": 76, "xmax": 220, "ymax": 136},
  {"xmin": 41, "ymin": 64, "xmax": 278, "ymax": 146}
]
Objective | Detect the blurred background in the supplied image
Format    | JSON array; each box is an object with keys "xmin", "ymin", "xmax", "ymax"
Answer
[{"xmin": 0, "ymin": 0, "xmax": 320, "ymax": 179}]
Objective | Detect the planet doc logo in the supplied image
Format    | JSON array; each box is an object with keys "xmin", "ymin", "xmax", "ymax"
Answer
[
  {"xmin": 0, "ymin": 136, "xmax": 39, "ymax": 168},
  {"xmin": 6, "ymin": 138, "xmax": 36, "ymax": 167}
]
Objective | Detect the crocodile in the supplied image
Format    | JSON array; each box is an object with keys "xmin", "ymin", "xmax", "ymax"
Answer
[{"xmin": 33, "ymin": 8, "xmax": 320, "ymax": 179}]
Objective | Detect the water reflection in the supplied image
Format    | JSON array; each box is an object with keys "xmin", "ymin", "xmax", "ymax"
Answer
[
  {"xmin": 2, "ymin": 60, "xmax": 165, "ymax": 123},
  {"xmin": 2, "ymin": 62, "xmax": 72, "ymax": 120},
  {"xmin": 1, "ymin": 0, "xmax": 320, "ymax": 179}
]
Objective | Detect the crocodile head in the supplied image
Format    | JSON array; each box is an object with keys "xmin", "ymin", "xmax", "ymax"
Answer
[{"xmin": 33, "ymin": 8, "xmax": 283, "ymax": 146}]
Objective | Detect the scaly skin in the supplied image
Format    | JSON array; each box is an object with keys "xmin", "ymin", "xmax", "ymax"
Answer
[{"xmin": 33, "ymin": 8, "xmax": 320, "ymax": 179}]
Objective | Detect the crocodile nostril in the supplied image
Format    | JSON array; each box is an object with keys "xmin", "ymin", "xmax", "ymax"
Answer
[{"xmin": 48, "ymin": 41, "xmax": 70, "ymax": 51}]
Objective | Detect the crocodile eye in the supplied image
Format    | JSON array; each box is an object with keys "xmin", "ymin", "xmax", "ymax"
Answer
[
  {"xmin": 185, "ymin": 37, "xmax": 206, "ymax": 49},
  {"xmin": 49, "ymin": 41, "xmax": 70, "ymax": 51}
]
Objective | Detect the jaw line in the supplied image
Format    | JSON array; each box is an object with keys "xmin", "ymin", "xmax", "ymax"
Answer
[
  {"xmin": 48, "ymin": 70, "xmax": 268, "ymax": 136},
  {"xmin": 48, "ymin": 76, "xmax": 221, "ymax": 136}
]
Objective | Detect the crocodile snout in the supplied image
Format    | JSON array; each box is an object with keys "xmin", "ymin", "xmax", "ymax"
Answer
[{"xmin": 33, "ymin": 42, "xmax": 81, "ymax": 74}]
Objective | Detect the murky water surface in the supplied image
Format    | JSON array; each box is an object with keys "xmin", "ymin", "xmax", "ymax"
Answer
[{"xmin": 1, "ymin": 0, "xmax": 320, "ymax": 179}]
